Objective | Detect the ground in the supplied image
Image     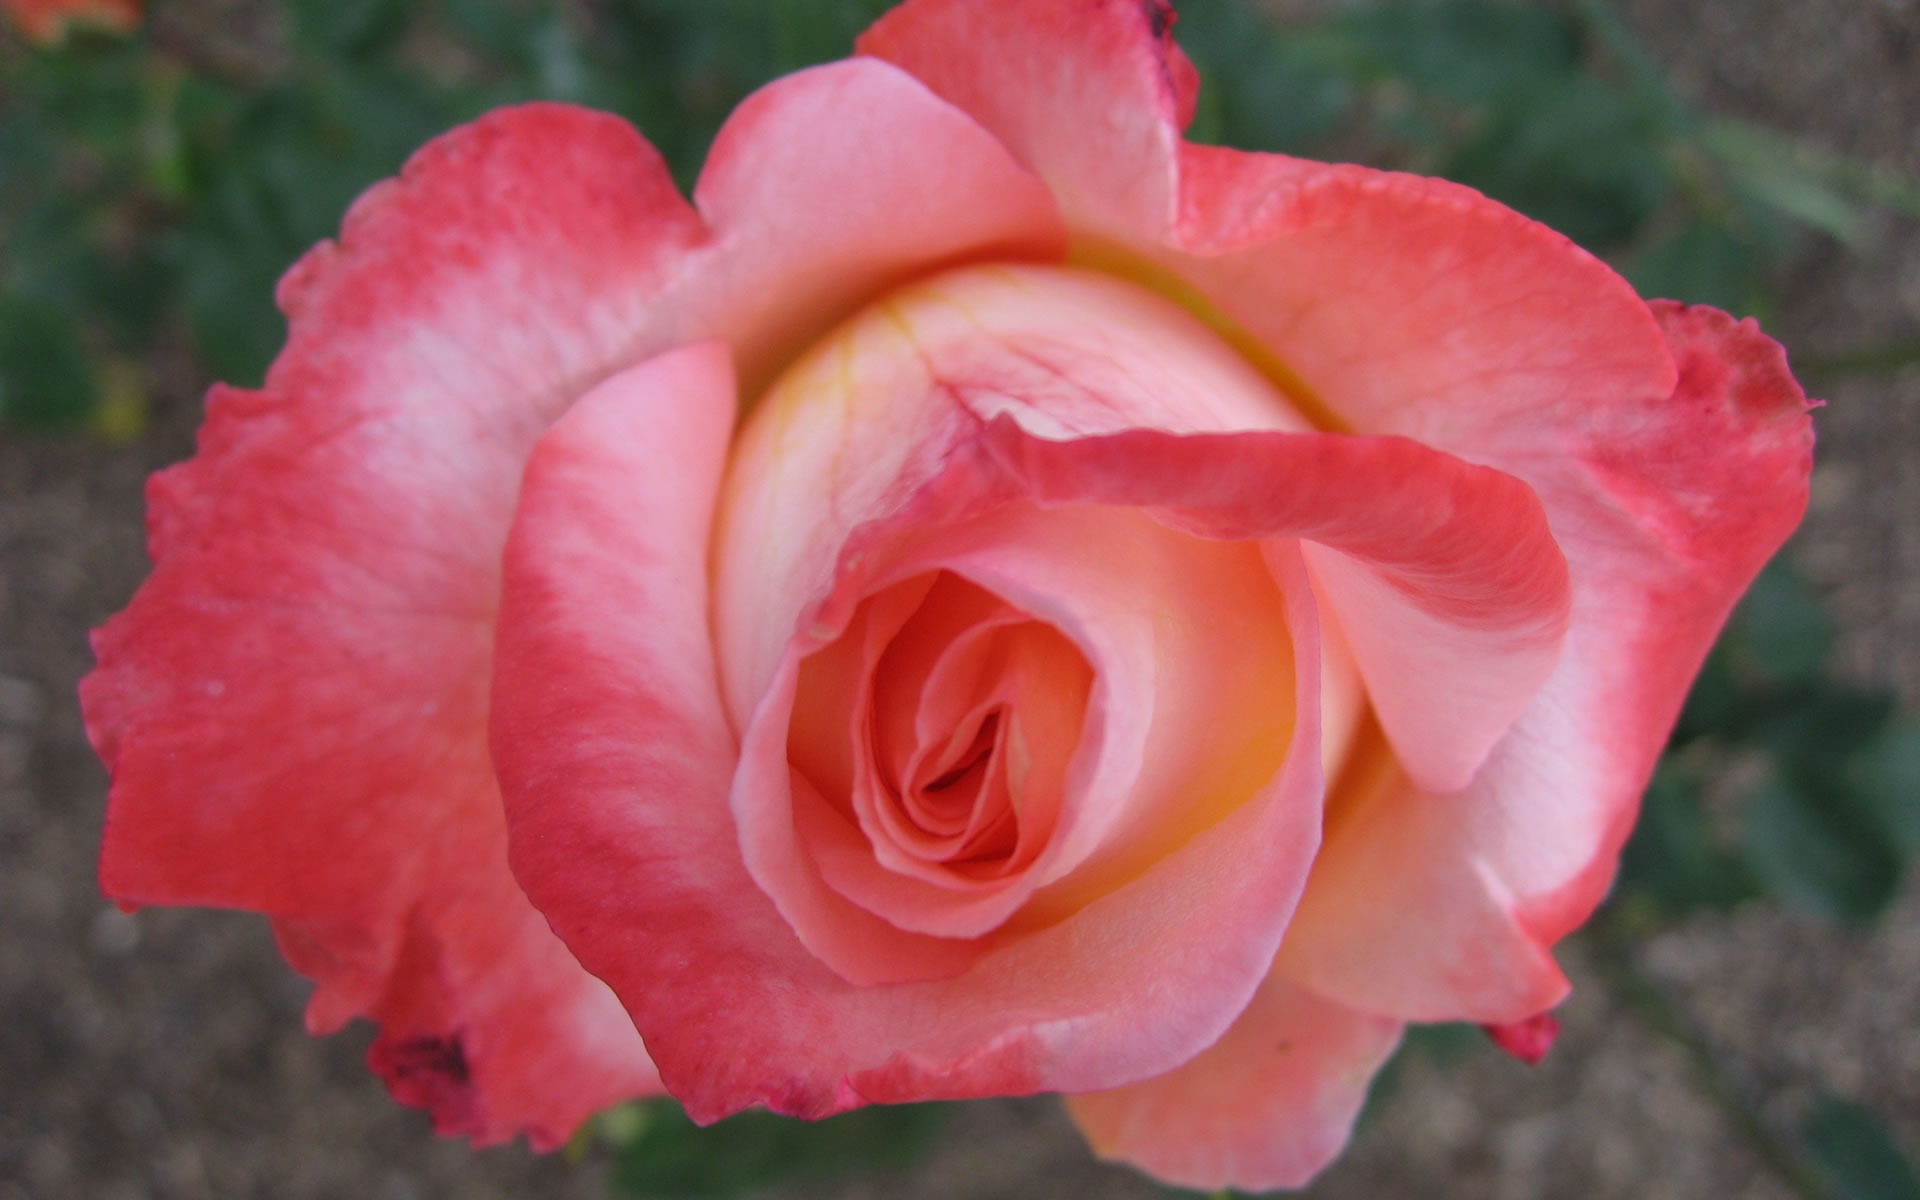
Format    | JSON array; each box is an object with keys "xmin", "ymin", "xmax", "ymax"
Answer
[{"xmin": 2, "ymin": 2, "xmax": 1916, "ymax": 1197}]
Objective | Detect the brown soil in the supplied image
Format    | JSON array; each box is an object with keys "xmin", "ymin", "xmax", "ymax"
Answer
[{"xmin": 2, "ymin": 2, "xmax": 1915, "ymax": 1198}]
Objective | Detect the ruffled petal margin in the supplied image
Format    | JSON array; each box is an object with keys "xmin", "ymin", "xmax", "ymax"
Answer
[{"xmin": 83, "ymin": 103, "xmax": 691, "ymax": 1144}]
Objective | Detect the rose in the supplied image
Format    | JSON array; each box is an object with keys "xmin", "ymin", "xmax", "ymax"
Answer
[
  {"xmin": 82, "ymin": 0, "xmax": 1814, "ymax": 1190},
  {"xmin": 3, "ymin": 0, "xmax": 137, "ymax": 43}
]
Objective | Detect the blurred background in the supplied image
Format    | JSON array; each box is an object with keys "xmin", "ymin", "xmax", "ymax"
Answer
[{"xmin": 2, "ymin": 1, "xmax": 1917, "ymax": 1197}]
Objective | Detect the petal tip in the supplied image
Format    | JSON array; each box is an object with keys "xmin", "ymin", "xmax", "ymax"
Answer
[{"xmin": 1482, "ymin": 1011, "xmax": 1562, "ymax": 1066}]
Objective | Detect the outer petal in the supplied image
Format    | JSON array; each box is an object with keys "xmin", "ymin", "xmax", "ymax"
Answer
[
  {"xmin": 81, "ymin": 104, "xmax": 686, "ymax": 1144},
  {"xmin": 673, "ymin": 58, "xmax": 1068, "ymax": 395},
  {"xmin": 1065, "ymin": 978, "xmax": 1402, "ymax": 1192},
  {"xmin": 858, "ymin": 0, "xmax": 1192, "ymax": 239},
  {"xmin": 1277, "ymin": 305, "xmax": 1815, "ymax": 1021},
  {"xmin": 494, "ymin": 390, "xmax": 1329, "ymax": 1118}
]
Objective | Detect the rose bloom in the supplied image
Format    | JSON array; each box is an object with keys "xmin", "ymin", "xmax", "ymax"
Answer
[
  {"xmin": 2, "ymin": 0, "xmax": 137, "ymax": 43},
  {"xmin": 83, "ymin": 0, "xmax": 1814, "ymax": 1190}
]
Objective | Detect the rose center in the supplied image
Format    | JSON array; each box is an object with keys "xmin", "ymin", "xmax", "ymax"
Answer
[
  {"xmin": 790, "ymin": 569, "xmax": 1091, "ymax": 889},
  {"xmin": 922, "ymin": 711, "xmax": 996, "ymax": 793}
]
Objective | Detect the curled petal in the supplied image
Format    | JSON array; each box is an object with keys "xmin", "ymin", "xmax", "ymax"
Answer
[
  {"xmin": 984, "ymin": 420, "xmax": 1572, "ymax": 793},
  {"xmin": 1277, "ymin": 304, "xmax": 1814, "ymax": 1022}
]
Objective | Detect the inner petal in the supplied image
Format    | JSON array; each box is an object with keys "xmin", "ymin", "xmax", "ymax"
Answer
[
  {"xmin": 902, "ymin": 705, "xmax": 1019, "ymax": 865},
  {"xmin": 855, "ymin": 573, "xmax": 1089, "ymax": 886},
  {"xmin": 920, "ymin": 707, "xmax": 997, "ymax": 797},
  {"xmin": 902, "ymin": 705, "xmax": 999, "ymax": 836}
]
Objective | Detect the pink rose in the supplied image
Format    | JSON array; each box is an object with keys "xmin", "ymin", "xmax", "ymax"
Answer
[{"xmin": 83, "ymin": 0, "xmax": 1814, "ymax": 1190}]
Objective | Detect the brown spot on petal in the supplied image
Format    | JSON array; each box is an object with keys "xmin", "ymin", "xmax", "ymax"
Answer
[
  {"xmin": 369, "ymin": 1032, "xmax": 483, "ymax": 1137},
  {"xmin": 1143, "ymin": 0, "xmax": 1172, "ymax": 41}
]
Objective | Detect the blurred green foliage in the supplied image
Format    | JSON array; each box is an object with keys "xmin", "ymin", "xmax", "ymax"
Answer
[
  {"xmin": 1804, "ymin": 1097, "xmax": 1920, "ymax": 1200},
  {"xmin": 1620, "ymin": 556, "xmax": 1917, "ymax": 926},
  {"xmin": 1177, "ymin": 0, "xmax": 1920, "ymax": 316},
  {"xmin": 0, "ymin": 0, "xmax": 900, "ymax": 423},
  {"xmin": 6, "ymin": 0, "xmax": 1915, "ymax": 430},
  {"xmin": 1607, "ymin": 555, "xmax": 1920, "ymax": 1200},
  {"xmin": 596, "ymin": 1099, "xmax": 948, "ymax": 1197}
]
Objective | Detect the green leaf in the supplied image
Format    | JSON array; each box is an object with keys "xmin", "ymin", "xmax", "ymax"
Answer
[
  {"xmin": 440, "ymin": 0, "xmax": 543, "ymax": 64},
  {"xmin": 173, "ymin": 171, "xmax": 299, "ymax": 385},
  {"xmin": 12, "ymin": 38, "xmax": 147, "ymax": 150},
  {"xmin": 1568, "ymin": 0, "xmax": 1691, "ymax": 130},
  {"xmin": 1759, "ymin": 685, "xmax": 1897, "ymax": 800},
  {"xmin": 1400, "ymin": 1021, "xmax": 1484, "ymax": 1062},
  {"xmin": 1740, "ymin": 773, "xmax": 1902, "ymax": 924},
  {"xmin": 1732, "ymin": 161, "xmax": 1873, "ymax": 248},
  {"xmin": 531, "ymin": 15, "xmax": 593, "ymax": 104},
  {"xmin": 1175, "ymin": 5, "xmax": 1355, "ymax": 153},
  {"xmin": 1618, "ymin": 763, "xmax": 1757, "ymax": 913},
  {"xmin": 1674, "ymin": 646, "xmax": 1745, "ymax": 744},
  {"xmin": 1705, "ymin": 119, "xmax": 1920, "ymax": 228},
  {"xmin": 1852, "ymin": 722, "xmax": 1920, "ymax": 858},
  {"xmin": 1804, "ymin": 1096, "xmax": 1920, "ymax": 1200},
  {"xmin": 0, "ymin": 106, "xmax": 59, "ymax": 186},
  {"xmin": 1723, "ymin": 559, "xmax": 1835, "ymax": 688},
  {"xmin": 1438, "ymin": 74, "xmax": 1670, "ymax": 249},
  {"xmin": 288, "ymin": 0, "xmax": 413, "ymax": 56},
  {"xmin": 612, "ymin": 1101, "xmax": 948, "ymax": 1198},
  {"xmin": 0, "ymin": 293, "xmax": 97, "ymax": 429},
  {"xmin": 1624, "ymin": 220, "xmax": 1766, "ymax": 315},
  {"xmin": 766, "ymin": 0, "xmax": 897, "ymax": 72},
  {"xmin": 1323, "ymin": 0, "xmax": 1582, "ymax": 106}
]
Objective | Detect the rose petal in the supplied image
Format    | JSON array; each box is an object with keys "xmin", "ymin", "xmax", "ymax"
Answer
[
  {"xmin": 80, "ymin": 104, "xmax": 685, "ymax": 1144},
  {"xmin": 858, "ymin": 0, "xmax": 1192, "ymax": 239},
  {"xmin": 675, "ymin": 57, "xmax": 1068, "ymax": 395},
  {"xmin": 1276, "ymin": 304, "xmax": 1815, "ymax": 1022},
  {"xmin": 495, "ymin": 383, "xmax": 1330, "ymax": 1116},
  {"xmin": 1484, "ymin": 1012, "xmax": 1561, "ymax": 1066},
  {"xmin": 984, "ymin": 419, "xmax": 1573, "ymax": 794},
  {"xmin": 1065, "ymin": 978, "xmax": 1402, "ymax": 1192}
]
